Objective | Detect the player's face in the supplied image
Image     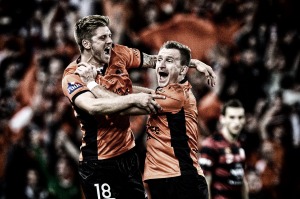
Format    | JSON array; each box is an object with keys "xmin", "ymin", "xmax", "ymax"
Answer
[
  {"xmin": 89, "ymin": 26, "xmax": 113, "ymax": 65},
  {"xmin": 156, "ymin": 48, "xmax": 183, "ymax": 87},
  {"xmin": 221, "ymin": 107, "xmax": 246, "ymax": 136}
]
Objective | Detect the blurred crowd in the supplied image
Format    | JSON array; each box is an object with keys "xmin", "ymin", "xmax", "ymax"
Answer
[{"xmin": 0, "ymin": 0, "xmax": 300, "ymax": 199}]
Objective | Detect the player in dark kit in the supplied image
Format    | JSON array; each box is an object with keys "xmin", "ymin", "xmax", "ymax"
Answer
[{"xmin": 199, "ymin": 99, "xmax": 249, "ymax": 199}]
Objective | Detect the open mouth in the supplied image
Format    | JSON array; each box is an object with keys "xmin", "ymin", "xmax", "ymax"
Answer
[
  {"xmin": 158, "ymin": 71, "xmax": 169, "ymax": 82},
  {"xmin": 104, "ymin": 46, "xmax": 111, "ymax": 55},
  {"xmin": 159, "ymin": 71, "xmax": 168, "ymax": 77}
]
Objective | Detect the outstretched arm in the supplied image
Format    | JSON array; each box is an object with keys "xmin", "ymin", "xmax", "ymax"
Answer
[
  {"xmin": 74, "ymin": 63, "xmax": 164, "ymax": 114},
  {"xmin": 74, "ymin": 91, "xmax": 163, "ymax": 115},
  {"xmin": 189, "ymin": 59, "xmax": 217, "ymax": 87}
]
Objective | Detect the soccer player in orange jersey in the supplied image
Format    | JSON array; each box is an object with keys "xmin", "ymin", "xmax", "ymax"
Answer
[
  {"xmin": 62, "ymin": 15, "xmax": 165, "ymax": 199},
  {"xmin": 62, "ymin": 15, "xmax": 215, "ymax": 199},
  {"xmin": 141, "ymin": 41, "xmax": 209, "ymax": 199}
]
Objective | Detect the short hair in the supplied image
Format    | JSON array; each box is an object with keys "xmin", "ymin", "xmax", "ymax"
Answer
[
  {"xmin": 221, "ymin": 99, "xmax": 244, "ymax": 115},
  {"xmin": 74, "ymin": 15, "xmax": 110, "ymax": 52},
  {"xmin": 160, "ymin": 41, "xmax": 191, "ymax": 66}
]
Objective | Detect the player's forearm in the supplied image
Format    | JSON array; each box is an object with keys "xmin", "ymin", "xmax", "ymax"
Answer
[
  {"xmin": 189, "ymin": 59, "xmax": 211, "ymax": 72},
  {"xmin": 119, "ymin": 107, "xmax": 149, "ymax": 116},
  {"xmin": 88, "ymin": 100, "xmax": 132, "ymax": 115},
  {"xmin": 189, "ymin": 59, "xmax": 216, "ymax": 87},
  {"xmin": 83, "ymin": 95, "xmax": 139, "ymax": 115},
  {"xmin": 141, "ymin": 53, "xmax": 157, "ymax": 68},
  {"xmin": 89, "ymin": 84, "xmax": 119, "ymax": 98},
  {"xmin": 133, "ymin": 85, "xmax": 155, "ymax": 94}
]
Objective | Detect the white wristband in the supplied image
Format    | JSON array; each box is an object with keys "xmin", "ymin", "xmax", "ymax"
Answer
[{"xmin": 87, "ymin": 81, "xmax": 98, "ymax": 90}]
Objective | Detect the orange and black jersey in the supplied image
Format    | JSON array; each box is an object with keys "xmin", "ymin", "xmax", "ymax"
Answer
[
  {"xmin": 199, "ymin": 132, "xmax": 246, "ymax": 199},
  {"xmin": 143, "ymin": 78, "xmax": 204, "ymax": 181},
  {"xmin": 61, "ymin": 44, "xmax": 142, "ymax": 161}
]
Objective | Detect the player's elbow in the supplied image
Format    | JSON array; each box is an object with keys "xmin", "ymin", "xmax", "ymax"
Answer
[{"xmin": 87, "ymin": 108, "xmax": 98, "ymax": 116}]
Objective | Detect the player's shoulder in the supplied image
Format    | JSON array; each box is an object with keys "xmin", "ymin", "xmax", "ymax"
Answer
[
  {"xmin": 112, "ymin": 44, "xmax": 125, "ymax": 50},
  {"xmin": 112, "ymin": 44, "xmax": 131, "ymax": 54},
  {"xmin": 157, "ymin": 84, "xmax": 184, "ymax": 100},
  {"xmin": 63, "ymin": 60, "xmax": 78, "ymax": 77},
  {"xmin": 112, "ymin": 44, "xmax": 140, "ymax": 57},
  {"xmin": 158, "ymin": 84, "xmax": 184, "ymax": 94},
  {"xmin": 202, "ymin": 136, "xmax": 215, "ymax": 147},
  {"xmin": 202, "ymin": 133, "xmax": 222, "ymax": 147}
]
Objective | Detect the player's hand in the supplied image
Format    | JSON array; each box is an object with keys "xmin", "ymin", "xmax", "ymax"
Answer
[
  {"xmin": 132, "ymin": 93, "xmax": 165, "ymax": 114},
  {"xmin": 75, "ymin": 62, "xmax": 98, "ymax": 84},
  {"xmin": 189, "ymin": 59, "xmax": 216, "ymax": 87}
]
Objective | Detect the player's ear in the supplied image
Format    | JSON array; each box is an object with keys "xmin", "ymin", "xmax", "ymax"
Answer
[
  {"xmin": 180, "ymin": 65, "xmax": 188, "ymax": 75},
  {"xmin": 82, "ymin": 39, "xmax": 91, "ymax": 49},
  {"xmin": 219, "ymin": 114, "xmax": 225, "ymax": 125}
]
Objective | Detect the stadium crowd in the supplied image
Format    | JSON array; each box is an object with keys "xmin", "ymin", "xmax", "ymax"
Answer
[{"xmin": 0, "ymin": 0, "xmax": 300, "ymax": 199}]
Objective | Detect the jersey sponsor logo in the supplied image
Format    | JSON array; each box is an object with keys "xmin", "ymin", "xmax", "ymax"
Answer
[
  {"xmin": 146, "ymin": 125, "xmax": 161, "ymax": 141},
  {"xmin": 67, "ymin": 82, "xmax": 83, "ymax": 94},
  {"xmin": 230, "ymin": 166, "xmax": 244, "ymax": 177},
  {"xmin": 228, "ymin": 179, "xmax": 243, "ymax": 185},
  {"xmin": 228, "ymin": 164, "xmax": 244, "ymax": 185}
]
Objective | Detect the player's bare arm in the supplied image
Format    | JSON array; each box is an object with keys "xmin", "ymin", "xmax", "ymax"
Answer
[
  {"xmin": 142, "ymin": 53, "xmax": 157, "ymax": 68},
  {"xmin": 74, "ymin": 91, "xmax": 164, "ymax": 115},
  {"xmin": 75, "ymin": 64, "xmax": 164, "ymax": 114},
  {"xmin": 189, "ymin": 59, "xmax": 217, "ymax": 87},
  {"xmin": 132, "ymin": 85, "xmax": 155, "ymax": 94}
]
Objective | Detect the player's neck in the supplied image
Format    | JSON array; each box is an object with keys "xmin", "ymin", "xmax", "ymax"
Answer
[
  {"xmin": 81, "ymin": 53, "xmax": 105, "ymax": 68},
  {"xmin": 221, "ymin": 128, "xmax": 237, "ymax": 143}
]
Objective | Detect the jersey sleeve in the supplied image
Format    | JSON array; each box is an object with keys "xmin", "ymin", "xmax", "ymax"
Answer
[
  {"xmin": 113, "ymin": 44, "xmax": 142, "ymax": 69},
  {"xmin": 155, "ymin": 85, "xmax": 185, "ymax": 113},
  {"xmin": 61, "ymin": 73, "xmax": 89, "ymax": 103}
]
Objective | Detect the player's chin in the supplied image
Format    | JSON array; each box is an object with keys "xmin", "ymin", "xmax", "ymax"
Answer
[
  {"xmin": 102, "ymin": 54, "xmax": 111, "ymax": 63},
  {"xmin": 229, "ymin": 128, "xmax": 239, "ymax": 134},
  {"xmin": 157, "ymin": 81, "xmax": 168, "ymax": 87},
  {"xmin": 232, "ymin": 129, "xmax": 241, "ymax": 135},
  {"xmin": 157, "ymin": 77, "xmax": 169, "ymax": 87}
]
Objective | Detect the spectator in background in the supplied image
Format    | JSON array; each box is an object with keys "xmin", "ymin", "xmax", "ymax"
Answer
[
  {"xmin": 246, "ymin": 169, "xmax": 263, "ymax": 199},
  {"xmin": 24, "ymin": 168, "xmax": 49, "ymax": 199},
  {"xmin": 255, "ymin": 139, "xmax": 284, "ymax": 199},
  {"xmin": 199, "ymin": 99, "xmax": 249, "ymax": 199},
  {"xmin": 47, "ymin": 156, "xmax": 82, "ymax": 199}
]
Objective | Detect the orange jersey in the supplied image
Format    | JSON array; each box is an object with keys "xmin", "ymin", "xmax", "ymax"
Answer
[
  {"xmin": 143, "ymin": 79, "xmax": 204, "ymax": 181},
  {"xmin": 61, "ymin": 44, "xmax": 142, "ymax": 161}
]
